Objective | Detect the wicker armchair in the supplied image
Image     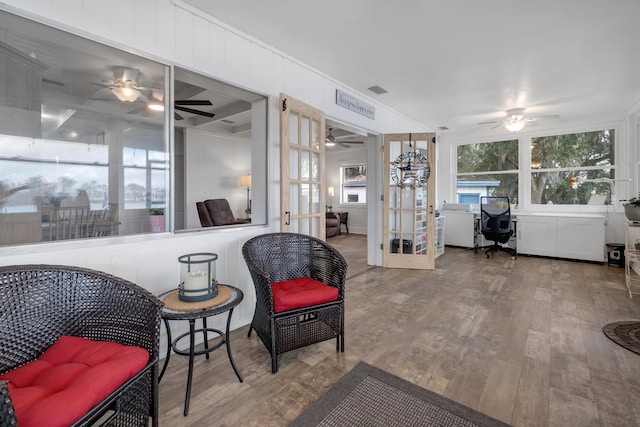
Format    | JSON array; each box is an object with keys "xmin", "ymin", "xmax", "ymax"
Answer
[
  {"xmin": 0, "ymin": 265, "xmax": 162, "ymax": 427},
  {"xmin": 242, "ymin": 233, "xmax": 347, "ymax": 373}
]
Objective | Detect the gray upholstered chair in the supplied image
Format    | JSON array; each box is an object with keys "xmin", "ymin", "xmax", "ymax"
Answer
[{"xmin": 326, "ymin": 212, "xmax": 339, "ymax": 237}]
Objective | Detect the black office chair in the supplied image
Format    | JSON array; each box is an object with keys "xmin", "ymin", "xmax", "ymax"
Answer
[{"xmin": 476, "ymin": 196, "xmax": 516, "ymax": 259}]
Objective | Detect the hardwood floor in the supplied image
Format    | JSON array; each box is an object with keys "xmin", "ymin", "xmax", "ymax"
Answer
[{"xmin": 159, "ymin": 235, "xmax": 640, "ymax": 426}]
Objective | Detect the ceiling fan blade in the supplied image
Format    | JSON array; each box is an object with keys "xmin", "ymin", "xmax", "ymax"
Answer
[
  {"xmin": 534, "ymin": 114, "xmax": 560, "ymax": 120},
  {"xmin": 174, "ymin": 112, "xmax": 184, "ymax": 120},
  {"xmin": 127, "ymin": 106, "xmax": 145, "ymax": 115},
  {"xmin": 478, "ymin": 120, "xmax": 500, "ymax": 125},
  {"xmin": 175, "ymin": 100, "xmax": 213, "ymax": 106},
  {"xmin": 175, "ymin": 105, "xmax": 215, "ymax": 118},
  {"xmin": 339, "ymin": 140, "xmax": 365, "ymax": 144},
  {"xmin": 490, "ymin": 123, "xmax": 505, "ymax": 130}
]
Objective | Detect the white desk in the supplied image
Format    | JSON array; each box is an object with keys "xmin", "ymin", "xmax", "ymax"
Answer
[{"xmin": 443, "ymin": 210, "xmax": 605, "ymax": 262}]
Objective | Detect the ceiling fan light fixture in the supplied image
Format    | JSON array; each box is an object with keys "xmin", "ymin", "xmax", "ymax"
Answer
[
  {"xmin": 505, "ymin": 119, "xmax": 525, "ymax": 132},
  {"xmin": 111, "ymin": 84, "xmax": 140, "ymax": 103},
  {"xmin": 326, "ymin": 141, "xmax": 336, "ymax": 147}
]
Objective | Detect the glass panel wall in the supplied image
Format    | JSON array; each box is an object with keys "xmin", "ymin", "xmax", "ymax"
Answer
[
  {"xmin": 0, "ymin": 9, "xmax": 268, "ymax": 246},
  {"xmin": 0, "ymin": 10, "xmax": 168, "ymax": 245}
]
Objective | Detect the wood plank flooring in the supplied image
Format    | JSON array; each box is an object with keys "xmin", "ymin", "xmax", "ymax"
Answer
[{"xmin": 159, "ymin": 234, "xmax": 640, "ymax": 426}]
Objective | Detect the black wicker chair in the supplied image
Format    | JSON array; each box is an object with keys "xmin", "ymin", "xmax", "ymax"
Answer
[
  {"xmin": 242, "ymin": 233, "xmax": 348, "ymax": 373},
  {"xmin": 0, "ymin": 265, "xmax": 162, "ymax": 427}
]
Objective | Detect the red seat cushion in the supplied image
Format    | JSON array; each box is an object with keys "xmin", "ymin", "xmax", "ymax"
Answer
[
  {"xmin": 0, "ymin": 335, "xmax": 149, "ymax": 427},
  {"xmin": 271, "ymin": 277, "xmax": 339, "ymax": 313}
]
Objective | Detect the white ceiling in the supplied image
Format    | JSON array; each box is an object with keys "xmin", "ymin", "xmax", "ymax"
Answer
[{"xmin": 184, "ymin": 0, "xmax": 640, "ymax": 135}]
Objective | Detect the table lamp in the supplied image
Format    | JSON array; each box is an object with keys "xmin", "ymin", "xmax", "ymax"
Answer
[{"xmin": 240, "ymin": 174, "xmax": 251, "ymax": 217}]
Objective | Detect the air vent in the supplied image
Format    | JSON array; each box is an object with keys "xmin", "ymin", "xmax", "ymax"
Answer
[
  {"xmin": 221, "ymin": 119, "xmax": 234, "ymax": 124},
  {"xmin": 438, "ymin": 126, "xmax": 449, "ymax": 131},
  {"xmin": 368, "ymin": 85, "xmax": 388, "ymax": 95}
]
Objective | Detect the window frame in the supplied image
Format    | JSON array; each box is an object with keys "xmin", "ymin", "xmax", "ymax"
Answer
[
  {"xmin": 455, "ymin": 139, "xmax": 519, "ymax": 206},
  {"xmin": 0, "ymin": 8, "xmax": 268, "ymax": 247},
  {"xmin": 451, "ymin": 123, "xmax": 622, "ymax": 212},
  {"xmin": 339, "ymin": 164, "xmax": 367, "ymax": 206}
]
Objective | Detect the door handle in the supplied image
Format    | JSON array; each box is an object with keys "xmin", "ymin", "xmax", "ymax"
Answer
[
  {"xmin": 429, "ymin": 205, "xmax": 434, "ymax": 214},
  {"xmin": 285, "ymin": 211, "xmax": 290, "ymax": 225}
]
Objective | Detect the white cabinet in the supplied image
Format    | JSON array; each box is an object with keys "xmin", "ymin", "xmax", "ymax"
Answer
[
  {"xmin": 517, "ymin": 215, "xmax": 556, "ymax": 257},
  {"xmin": 556, "ymin": 217, "xmax": 605, "ymax": 261},
  {"xmin": 517, "ymin": 214, "xmax": 605, "ymax": 262},
  {"xmin": 443, "ymin": 211, "xmax": 475, "ymax": 247},
  {"xmin": 435, "ymin": 216, "xmax": 445, "ymax": 258}
]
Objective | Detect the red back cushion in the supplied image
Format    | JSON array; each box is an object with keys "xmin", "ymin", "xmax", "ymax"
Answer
[
  {"xmin": 271, "ymin": 277, "xmax": 339, "ymax": 313},
  {"xmin": 0, "ymin": 335, "xmax": 149, "ymax": 427}
]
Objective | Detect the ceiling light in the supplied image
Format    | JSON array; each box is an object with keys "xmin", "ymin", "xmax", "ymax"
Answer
[
  {"xmin": 326, "ymin": 141, "xmax": 336, "ymax": 147},
  {"xmin": 148, "ymin": 102, "xmax": 164, "ymax": 111},
  {"xmin": 505, "ymin": 120, "xmax": 525, "ymax": 132},
  {"xmin": 504, "ymin": 108, "xmax": 526, "ymax": 131},
  {"xmin": 110, "ymin": 83, "xmax": 140, "ymax": 103}
]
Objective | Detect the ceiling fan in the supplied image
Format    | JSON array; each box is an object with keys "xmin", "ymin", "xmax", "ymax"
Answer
[
  {"xmin": 174, "ymin": 100, "xmax": 215, "ymax": 121},
  {"xmin": 478, "ymin": 108, "xmax": 559, "ymax": 132},
  {"xmin": 125, "ymin": 93, "xmax": 215, "ymax": 121},
  {"xmin": 326, "ymin": 128, "xmax": 365, "ymax": 147},
  {"xmin": 92, "ymin": 67, "xmax": 151, "ymax": 103}
]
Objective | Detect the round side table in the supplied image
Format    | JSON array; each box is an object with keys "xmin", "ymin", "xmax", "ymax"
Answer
[{"xmin": 158, "ymin": 284, "xmax": 243, "ymax": 416}]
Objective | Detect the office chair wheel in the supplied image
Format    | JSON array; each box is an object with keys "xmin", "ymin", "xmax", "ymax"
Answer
[{"xmin": 486, "ymin": 254, "xmax": 490, "ymax": 258}]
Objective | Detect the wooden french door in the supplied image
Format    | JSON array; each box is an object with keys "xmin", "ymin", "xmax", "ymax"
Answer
[
  {"xmin": 279, "ymin": 94, "xmax": 326, "ymax": 239},
  {"xmin": 383, "ymin": 133, "xmax": 436, "ymax": 269}
]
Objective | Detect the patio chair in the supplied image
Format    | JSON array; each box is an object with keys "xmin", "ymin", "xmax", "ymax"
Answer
[{"xmin": 242, "ymin": 233, "xmax": 347, "ymax": 373}]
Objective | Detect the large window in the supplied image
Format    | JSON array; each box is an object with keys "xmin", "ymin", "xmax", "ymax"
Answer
[
  {"xmin": 456, "ymin": 140, "xmax": 519, "ymax": 205},
  {"xmin": 340, "ymin": 165, "xmax": 367, "ymax": 205},
  {"xmin": 531, "ymin": 129, "xmax": 615, "ymax": 205},
  {"xmin": 0, "ymin": 9, "xmax": 266, "ymax": 246}
]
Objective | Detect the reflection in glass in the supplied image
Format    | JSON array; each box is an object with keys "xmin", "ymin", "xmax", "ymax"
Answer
[{"xmin": 0, "ymin": 9, "xmax": 167, "ymax": 245}]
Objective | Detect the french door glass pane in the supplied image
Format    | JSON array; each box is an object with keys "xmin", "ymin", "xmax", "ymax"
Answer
[
  {"xmin": 301, "ymin": 117, "xmax": 310, "ymax": 147},
  {"xmin": 290, "ymin": 149, "xmax": 299, "ymax": 180},
  {"xmin": 290, "ymin": 184, "xmax": 299, "ymax": 215},
  {"xmin": 301, "ymin": 184, "xmax": 310, "ymax": 214},
  {"xmin": 301, "ymin": 151, "xmax": 310, "ymax": 180},
  {"xmin": 289, "ymin": 114, "xmax": 299, "ymax": 144}
]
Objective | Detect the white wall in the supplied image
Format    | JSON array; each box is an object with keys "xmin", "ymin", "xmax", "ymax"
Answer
[
  {"xmin": 326, "ymin": 145, "xmax": 368, "ymax": 235},
  {"xmin": 184, "ymin": 129, "xmax": 251, "ymax": 228},
  {"xmin": 0, "ymin": 0, "xmax": 427, "ymax": 349}
]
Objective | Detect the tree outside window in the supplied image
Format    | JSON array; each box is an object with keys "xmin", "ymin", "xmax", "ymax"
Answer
[
  {"xmin": 531, "ymin": 130, "xmax": 615, "ymax": 205},
  {"xmin": 456, "ymin": 140, "xmax": 519, "ymax": 205}
]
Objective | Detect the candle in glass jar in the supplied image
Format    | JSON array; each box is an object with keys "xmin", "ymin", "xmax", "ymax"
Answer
[{"xmin": 184, "ymin": 271, "xmax": 209, "ymax": 297}]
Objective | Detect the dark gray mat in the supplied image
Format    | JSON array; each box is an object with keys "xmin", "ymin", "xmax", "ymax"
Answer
[
  {"xmin": 290, "ymin": 362, "xmax": 513, "ymax": 427},
  {"xmin": 603, "ymin": 321, "xmax": 640, "ymax": 355}
]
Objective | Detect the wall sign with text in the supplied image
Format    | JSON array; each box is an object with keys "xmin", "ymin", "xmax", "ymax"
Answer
[{"xmin": 336, "ymin": 89, "xmax": 375, "ymax": 119}]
